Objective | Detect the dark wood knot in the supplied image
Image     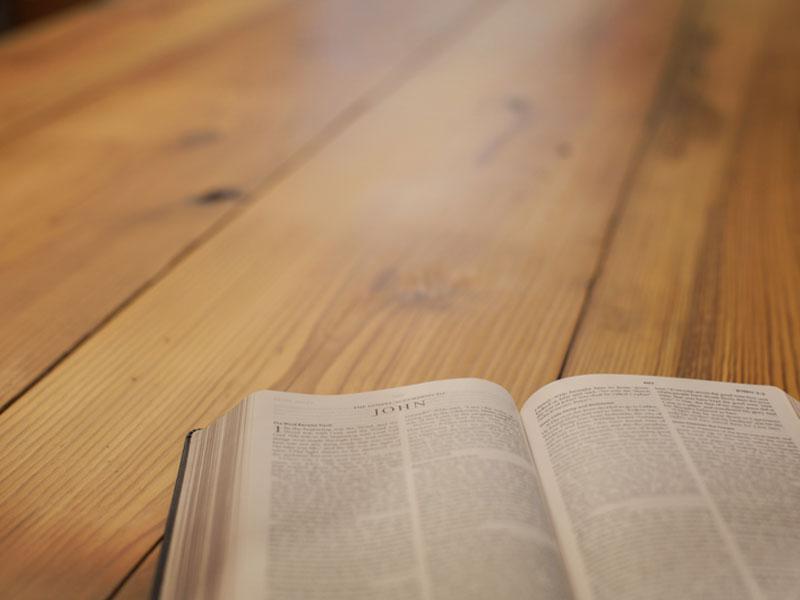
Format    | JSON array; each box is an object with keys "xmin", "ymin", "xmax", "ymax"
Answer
[{"xmin": 192, "ymin": 187, "xmax": 244, "ymax": 205}]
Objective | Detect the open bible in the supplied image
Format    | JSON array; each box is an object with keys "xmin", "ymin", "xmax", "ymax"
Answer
[{"xmin": 153, "ymin": 375, "xmax": 800, "ymax": 600}]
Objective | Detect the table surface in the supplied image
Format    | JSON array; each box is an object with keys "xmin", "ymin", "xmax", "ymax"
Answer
[{"xmin": 1, "ymin": 0, "xmax": 798, "ymax": 597}]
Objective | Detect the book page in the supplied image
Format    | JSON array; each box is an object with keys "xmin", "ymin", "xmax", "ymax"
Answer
[
  {"xmin": 520, "ymin": 374, "xmax": 800, "ymax": 600},
  {"xmin": 159, "ymin": 402, "xmax": 253, "ymax": 600},
  {"xmin": 238, "ymin": 378, "xmax": 572, "ymax": 600}
]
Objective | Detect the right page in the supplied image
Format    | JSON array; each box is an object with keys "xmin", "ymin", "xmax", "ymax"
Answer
[{"xmin": 520, "ymin": 374, "xmax": 800, "ymax": 600}]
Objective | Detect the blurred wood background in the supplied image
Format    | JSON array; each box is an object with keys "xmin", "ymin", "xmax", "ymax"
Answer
[
  {"xmin": 0, "ymin": 0, "xmax": 798, "ymax": 597},
  {"xmin": 0, "ymin": 0, "xmax": 97, "ymax": 30}
]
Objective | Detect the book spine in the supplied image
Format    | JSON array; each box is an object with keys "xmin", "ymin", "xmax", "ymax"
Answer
[{"xmin": 150, "ymin": 428, "xmax": 201, "ymax": 600}]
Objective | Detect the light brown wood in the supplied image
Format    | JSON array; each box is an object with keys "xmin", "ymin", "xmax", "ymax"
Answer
[
  {"xmin": 0, "ymin": 0, "xmax": 278, "ymax": 140},
  {"xmin": 0, "ymin": 0, "xmax": 493, "ymax": 409},
  {"xmin": 562, "ymin": 0, "xmax": 800, "ymax": 398},
  {"xmin": 113, "ymin": 547, "xmax": 160, "ymax": 600},
  {"xmin": 0, "ymin": 0, "xmax": 681, "ymax": 597}
]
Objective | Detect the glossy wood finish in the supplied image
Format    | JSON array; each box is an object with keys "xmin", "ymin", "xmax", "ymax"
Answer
[
  {"xmin": 0, "ymin": 0, "xmax": 277, "ymax": 139},
  {"xmin": 0, "ymin": 0, "xmax": 795, "ymax": 597},
  {"xmin": 563, "ymin": 0, "xmax": 800, "ymax": 397},
  {"xmin": 0, "ymin": 0, "xmax": 492, "ymax": 408}
]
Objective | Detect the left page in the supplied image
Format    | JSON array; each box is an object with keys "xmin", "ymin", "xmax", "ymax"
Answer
[{"xmin": 233, "ymin": 378, "xmax": 572, "ymax": 600}]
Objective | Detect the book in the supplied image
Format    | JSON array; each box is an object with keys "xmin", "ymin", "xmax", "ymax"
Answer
[{"xmin": 153, "ymin": 374, "xmax": 800, "ymax": 600}]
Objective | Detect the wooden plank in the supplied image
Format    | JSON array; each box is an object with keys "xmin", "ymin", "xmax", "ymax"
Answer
[
  {"xmin": 0, "ymin": 0, "xmax": 681, "ymax": 596},
  {"xmin": 0, "ymin": 0, "xmax": 494, "ymax": 409},
  {"xmin": 112, "ymin": 546, "xmax": 160, "ymax": 600},
  {"xmin": 0, "ymin": 0, "xmax": 280, "ymax": 140},
  {"xmin": 561, "ymin": 0, "xmax": 800, "ymax": 397}
]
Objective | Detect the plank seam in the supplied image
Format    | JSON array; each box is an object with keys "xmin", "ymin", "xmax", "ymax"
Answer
[
  {"xmin": 675, "ymin": 3, "xmax": 779, "ymax": 382},
  {"xmin": 0, "ymin": 0, "xmax": 506, "ymax": 419},
  {"xmin": 0, "ymin": 0, "xmax": 507, "ymax": 418},
  {"xmin": 104, "ymin": 537, "xmax": 163, "ymax": 600},
  {"xmin": 556, "ymin": 0, "xmax": 693, "ymax": 379},
  {"xmin": 0, "ymin": 0, "xmax": 295, "ymax": 145},
  {"xmin": 4, "ymin": 1, "xmax": 510, "ymax": 594}
]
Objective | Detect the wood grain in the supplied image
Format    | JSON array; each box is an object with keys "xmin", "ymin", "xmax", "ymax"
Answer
[
  {"xmin": 0, "ymin": 0, "xmax": 680, "ymax": 597},
  {"xmin": 111, "ymin": 545, "xmax": 160, "ymax": 600},
  {"xmin": 562, "ymin": 0, "xmax": 800, "ymax": 398},
  {"xmin": 0, "ymin": 0, "xmax": 278, "ymax": 140},
  {"xmin": 0, "ymin": 0, "xmax": 493, "ymax": 410}
]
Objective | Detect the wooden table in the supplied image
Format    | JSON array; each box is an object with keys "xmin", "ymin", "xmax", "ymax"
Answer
[{"xmin": 1, "ymin": 0, "xmax": 798, "ymax": 597}]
